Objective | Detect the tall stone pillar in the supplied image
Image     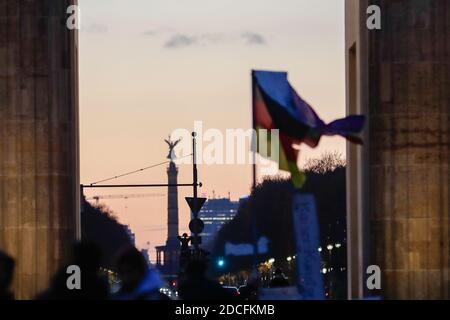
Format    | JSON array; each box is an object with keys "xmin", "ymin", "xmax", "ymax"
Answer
[
  {"xmin": 368, "ymin": 0, "xmax": 450, "ymax": 299},
  {"xmin": 346, "ymin": 0, "xmax": 449, "ymax": 299},
  {"xmin": 167, "ymin": 161, "xmax": 179, "ymax": 245},
  {"xmin": 164, "ymin": 161, "xmax": 179, "ymax": 273},
  {"xmin": 0, "ymin": 0, "xmax": 79, "ymax": 299},
  {"xmin": 167, "ymin": 161, "xmax": 179, "ymax": 243}
]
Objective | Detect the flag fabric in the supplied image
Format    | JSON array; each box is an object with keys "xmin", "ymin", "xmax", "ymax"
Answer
[{"xmin": 252, "ymin": 70, "xmax": 365, "ymax": 187}]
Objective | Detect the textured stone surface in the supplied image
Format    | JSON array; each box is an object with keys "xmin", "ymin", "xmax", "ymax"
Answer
[
  {"xmin": 0, "ymin": 0, "xmax": 79, "ymax": 299},
  {"xmin": 368, "ymin": 0, "xmax": 450, "ymax": 299}
]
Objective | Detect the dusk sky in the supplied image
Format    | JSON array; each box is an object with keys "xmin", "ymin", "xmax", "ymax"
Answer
[{"xmin": 78, "ymin": 0, "xmax": 346, "ymax": 261}]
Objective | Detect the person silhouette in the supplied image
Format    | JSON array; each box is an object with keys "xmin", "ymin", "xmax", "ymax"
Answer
[
  {"xmin": 178, "ymin": 233, "xmax": 192, "ymax": 251},
  {"xmin": 0, "ymin": 251, "xmax": 15, "ymax": 300},
  {"xmin": 112, "ymin": 246, "xmax": 168, "ymax": 300},
  {"xmin": 36, "ymin": 241, "xmax": 109, "ymax": 300},
  {"xmin": 178, "ymin": 260, "xmax": 232, "ymax": 300}
]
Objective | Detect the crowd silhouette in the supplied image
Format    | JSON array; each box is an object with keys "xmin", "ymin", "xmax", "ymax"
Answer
[
  {"xmin": 36, "ymin": 242, "xmax": 110, "ymax": 300},
  {"xmin": 0, "ymin": 241, "xmax": 282, "ymax": 301},
  {"xmin": 178, "ymin": 260, "xmax": 232, "ymax": 300}
]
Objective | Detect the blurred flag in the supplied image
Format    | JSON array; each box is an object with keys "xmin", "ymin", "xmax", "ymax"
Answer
[{"xmin": 252, "ymin": 70, "xmax": 365, "ymax": 187}]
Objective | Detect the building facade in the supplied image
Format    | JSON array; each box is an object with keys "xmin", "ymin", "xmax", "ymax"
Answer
[
  {"xmin": 346, "ymin": 0, "xmax": 450, "ymax": 299},
  {"xmin": 199, "ymin": 198, "xmax": 239, "ymax": 247},
  {"xmin": 0, "ymin": 1, "xmax": 79, "ymax": 299},
  {"xmin": 141, "ymin": 248, "xmax": 151, "ymax": 265}
]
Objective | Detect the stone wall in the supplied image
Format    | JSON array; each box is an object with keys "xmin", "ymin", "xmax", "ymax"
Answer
[
  {"xmin": 0, "ymin": 0, "xmax": 79, "ymax": 299},
  {"xmin": 368, "ymin": 0, "xmax": 450, "ymax": 299}
]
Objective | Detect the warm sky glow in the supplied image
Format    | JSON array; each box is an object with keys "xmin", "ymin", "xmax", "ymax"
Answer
[{"xmin": 79, "ymin": 0, "xmax": 346, "ymax": 261}]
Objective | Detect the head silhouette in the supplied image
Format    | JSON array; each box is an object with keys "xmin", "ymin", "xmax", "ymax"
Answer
[
  {"xmin": 0, "ymin": 251, "xmax": 15, "ymax": 293},
  {"xmin": 116, "ymin": 246, "xmax": 148, "ymax": 292}
]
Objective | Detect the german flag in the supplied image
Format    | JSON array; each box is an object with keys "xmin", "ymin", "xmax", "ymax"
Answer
[{"xmin": 252, "ymin": 70, "xmax": 365, "ymax": 188}]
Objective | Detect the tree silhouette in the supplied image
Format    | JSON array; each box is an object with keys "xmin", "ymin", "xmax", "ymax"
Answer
[
  {"xmin": 210, "ymin": 152, "xmax": 347, "ymax": 279},
  {"xmin": 303, "ymin": 151, "xmax": 346, "ymax": 174},
  {"xmin": 81, "ymin": 199, "xmax": 133, "ymax": 270}
]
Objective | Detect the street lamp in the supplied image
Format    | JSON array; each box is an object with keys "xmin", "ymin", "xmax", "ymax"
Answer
[
  {"xmin": 326, "ymin": 244, "xmax": 334, "ymax": 299},
  {"xmin": 217, "ymin": 258, "xmax": 225, "ymax": 268}
]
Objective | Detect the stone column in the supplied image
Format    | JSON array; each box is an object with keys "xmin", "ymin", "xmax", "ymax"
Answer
[
  {"xmin": 167, "ymin": 161, "xmax": 179, "ymax": 244},
  {"xmin": 0, "ymin": 0, "xmax": 79, "ymax": 299},
  {"xmin": 368, "ymin": 0, "xmax": 449, "ymax": 299},
  {"xmin": 164, "ymin": 161, "xmax": 179, "ymax": 273}
]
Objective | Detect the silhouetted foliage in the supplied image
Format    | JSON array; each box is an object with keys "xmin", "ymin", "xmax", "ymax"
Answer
[
  {"xmin": 81, "ymin": 199, "xmax": 133, "ymax": 271},
  {"xmin": 210, "ymin": 153, "xmax": 346, "ymax": 275},
  {"xmin": 303, "ymin": 151, "xmax": 346, "ymax": 174}
]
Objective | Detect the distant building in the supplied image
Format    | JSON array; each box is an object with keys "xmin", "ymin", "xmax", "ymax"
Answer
[
  {"xmin": 124, "ymin": 225, "xmax": 136, "ymax": 246},
  {"xmin": 141, "ymin": 249, "xmax": 151, "ymax": 265},
  {"xmin": 199, "ymin": 197, "xmax": 241, "ymax": 247}
]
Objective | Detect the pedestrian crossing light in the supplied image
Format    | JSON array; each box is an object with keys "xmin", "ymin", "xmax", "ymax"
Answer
[{"xmin": 217, "ymin": 258, "xmax": 225, "ymax": 268}]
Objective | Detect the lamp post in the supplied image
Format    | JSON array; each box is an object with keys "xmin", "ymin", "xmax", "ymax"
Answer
[{"xmin": 326, "ymin": 244, "xmax": 334, "ymax": 298}]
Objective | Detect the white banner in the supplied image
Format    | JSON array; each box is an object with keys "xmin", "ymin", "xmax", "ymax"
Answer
[
  {"xmin": 224, "ymin": 237, "xmax": 269, "ymax": 256},
  {"xmin": 292, "ymin": 193, "xmax": 324, "ymax": 300}
]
